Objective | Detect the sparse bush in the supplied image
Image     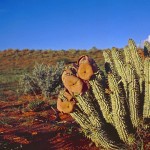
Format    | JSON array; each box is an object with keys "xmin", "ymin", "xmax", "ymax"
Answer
[{"xmin": 20, "ymin": 61, "xmax": 65, "ymax": 97}]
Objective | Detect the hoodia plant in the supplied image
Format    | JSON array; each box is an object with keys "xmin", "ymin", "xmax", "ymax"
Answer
[{"xmin": 57, "ymin": 39, "xmax": 150, "ymax": 149}]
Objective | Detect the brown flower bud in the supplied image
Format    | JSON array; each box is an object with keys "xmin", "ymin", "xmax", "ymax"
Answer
[
  {"xmin": 63, "ymin": 75, "xmax": 83, "ymax": 95},
  {"xmin": 57, "ymin": 98, "xmax": 75, "ymax": 113},
  {"xmin": 78, "ymin": 63, "xmax": 94, "ymax": 80}
]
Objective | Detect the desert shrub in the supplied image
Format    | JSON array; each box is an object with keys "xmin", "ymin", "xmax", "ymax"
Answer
[{"xmin": 20, "ymin": 61, "xmax": 65, "ymax": 97}]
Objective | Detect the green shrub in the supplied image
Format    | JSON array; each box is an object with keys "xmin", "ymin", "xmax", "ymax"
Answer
[{"xmin": 20, "ymin": 61, "xmax": 65, "ymax": 97}]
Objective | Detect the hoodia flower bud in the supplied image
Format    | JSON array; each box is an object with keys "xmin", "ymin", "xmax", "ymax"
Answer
[
  {"xmin": 78, "ymin": 55, "xmax": 91, "ymax": 65},
  {"xmin": 62, "ymin": 68, "xmax": 74, "ymax": 83},
  {"xmin": 63, "ymin": 90, "xmax": 73, "ymax": 101},
  {"xmin": 57, "ymin": 98, "xmax": 75, "ymax": 113},
  {"xmin": 62, "ymin": 69, "xmax": 84, "ymax": 95},
  {"xmin": 78, "ymin": 63, "xmax": 94, "ymax": 80},
  {"xmin": 77, "ymin": 55, "xmax": 98, "ymax": 80}
]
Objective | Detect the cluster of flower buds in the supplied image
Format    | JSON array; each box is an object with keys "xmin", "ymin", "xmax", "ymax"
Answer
[{"xmin": 57, "ymin": 55, "xmax": 97, "ymax": 113}]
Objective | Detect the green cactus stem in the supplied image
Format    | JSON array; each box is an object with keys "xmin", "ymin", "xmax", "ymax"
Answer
[
  {"xmin": 69, "ymin": 93, "xmax": 121, "ymax": 149},
  {"xmin": 128, "ymin": 39, "xmax": 144, "ymax": 76},
  {"xmin": 75, "ymin": 92, "xmax": 103, "ymax": 128},
  {"xmin": 89, "ymin": 72, "xmax": 113, "ymax": 124},
  {"xmin": 70, "ymin": 108, "xmax": 92, "ymax": 130},
  {"xmin": 71, "ymin": 111, "xmax": 122, "ymax": 149},
  {"xmin": 70, "ymin": 109, "xmax": 97, "ymax": 145},
  {"xmin": 70, "ymin": 109, "xmax": 102, "ymax": 146},
  {"xmin": 128, "ymin": 39, "xmax": 144, "ymax": 92},
  {"xmin": 103, "ymin": 50, "xmax": 117, "ymax": 75},
  {"xmin": 107, "ymin": 73, "xmax": 134, "ymax": 144},
  {"xmin": 143, "ymin": 58, "xmax": 150, "ymax": 118},
  {"xmin": 124, "ymin": 46, "xmax": 133, "ymax": 64},
  {"xmin": 144, "ymin": 41, "xmax": 150, "ymax": 57},
  {"xmin": 111, "ymin": 47, "xmax": 128, "ymax": 94},
  {"xmin": 126, "ymin": 64, "xmax": 141, "ymax": 128}
]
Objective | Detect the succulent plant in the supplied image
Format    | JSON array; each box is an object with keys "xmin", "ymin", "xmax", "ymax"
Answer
[{"xmin": 57, "ymin": 39, "xmax": 150, "ymax": 149}]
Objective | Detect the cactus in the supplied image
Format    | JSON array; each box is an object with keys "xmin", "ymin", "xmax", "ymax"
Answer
[
  {"xmin": 58, "ymin": 89, "xmax": 121, "ymax": 149},
  {"xmin": 107, "ymin": 73, "xmax": 130, "ymax": 142},
  {"xmin": 144, "ymin": 41, "xmax": 150, "ymax": 57},
  {"xmin": 128, "ymin": 39, "xmax": 144, "ymax": 77},
  {"xmin": 143, "ymin": 41, "xmax": 150, "ymax": 119},
  {"xmin": 103, "ymin": 50, "xmax": 117, "ymax": 75},
  {"xmin": 143, "ymin": 57, "xmax": 150, "ymax": 118},
  {"xmin": 111, "ymin": 47, "xmax": 128, "ymax": 94},
  {"xmin": 128, "ymin": 39, "xmax": 144, "ymax": 93},
  {"xmin": 89, "ymin": 73, "xmax": 113, "ymax": 124},
  {"xmin": 126, "ymin": 64, "xmax": 141, "ymax": 128},
  {"xmin": 124, "ymin": 46, "xmax": 133, "ymax": 64},
  {"xmin": 57, "ymin": 39, "xmax": 150, "ymax": 149}
]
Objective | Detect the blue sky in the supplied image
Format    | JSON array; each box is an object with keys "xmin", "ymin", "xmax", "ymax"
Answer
[{"xmin": 0, "ymin": 0, "xmax": 150, "ymax": 50}]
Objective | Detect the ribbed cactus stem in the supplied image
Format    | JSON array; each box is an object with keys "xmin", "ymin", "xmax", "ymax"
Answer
[
  {"xmin": 128, "ymin": 39, "xmax": 143, "ymax": 76},
  {"xmin": 103, "ymin": 50, "xmax": 117, "ymax": 75},
  {"xmin": 144, "ymin": 41, "xmax": 150, "ymax": 49},
  {"xmin": 107, "ymin": 73, "xmax": 133, "ymax": 144},
  {"xmin": 74, "ymin": 93, "xmax": 121, "ymax": 150},
  {"xmin": 89, "ymin": 74, "xmax": 113, "ymax": 124},
  {"xmin": 75, "ymin": 92, "xmax": 103, "ymax": 128},
  {"xmin": 103, "ymin": 50, "xmax": 112, "ymax": 63},
  {"xmin": 94, "ymin": 69, "xmax": 106, "ymax": 86},
  {"xmin": 124, "ymin": 46, "xmax": 133, "ymax": 64},
  {"xmin": 89, "ymin": 129, "xmax": 121, "ymax": 150},
  {"xmin": 128, "ymin": 39, "xmax": 144, "ymax": 92},
  {"xmin": 70, "ymin": 110, "xmax": 97, "ymax": 145},
  {"xmin": 111, "ymin": 47, "xmax": 128, "ymax": 94},
  {"xmin": 70, "ymin": 109, "xmax": 92, "ymax": 130},
  {"xmin": 143, "ymin": 58, "xmax": 150, "ymax": 118},
  {"xmin": 126, "ymin": 64, "xmax": 141, "ymax": 128},
  {"xmin": 144, "ymin": 41, "xmax": 150, "ymax": 56},
  {"xmin": 82, "ymin": 128, "xmax": 121, "ymax": 150}
]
